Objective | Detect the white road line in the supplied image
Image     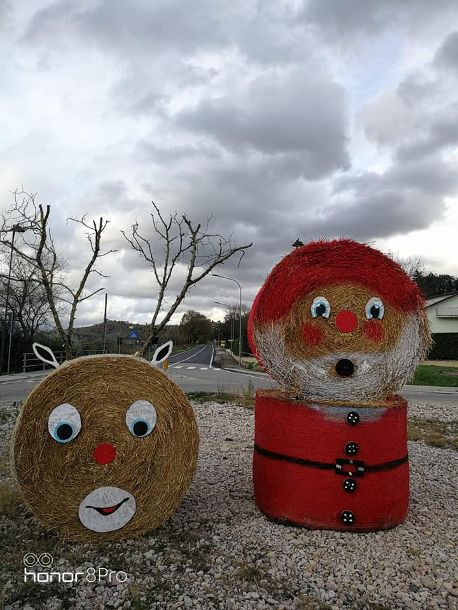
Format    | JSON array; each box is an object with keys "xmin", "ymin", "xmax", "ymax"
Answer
[
  {"xmin": 173, "ymin": 365, "xmax": 183, "ymax": 369},
  {"xmin": 199, "ymin": 367, "xmax": 208, "ymax": 370},
  {"xmin": 187, "ymin": 366, "xmax": 196, "ymax": 369},
  {"xmin": 170, "ymin": 345, "xmax": 209, "ymax": 365}
]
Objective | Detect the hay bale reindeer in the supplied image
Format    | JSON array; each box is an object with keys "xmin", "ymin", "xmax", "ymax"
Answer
[
  {"xmin": 248, "ymin": 239, "xmax": 431, "ymax": 531},
  {"xmin": 11, "ymin": 341, "xmax": 198, "ymax": 541}
]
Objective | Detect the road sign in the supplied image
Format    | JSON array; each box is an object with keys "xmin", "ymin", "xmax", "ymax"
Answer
[{"xmin": 129, "ymin": 329, "xmax": 139, "ymax": 339}]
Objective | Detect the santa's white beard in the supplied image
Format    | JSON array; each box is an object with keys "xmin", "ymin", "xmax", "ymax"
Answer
[{"xmin": 253, "ymin": 316, "xmax": 425, "ymax": 401}]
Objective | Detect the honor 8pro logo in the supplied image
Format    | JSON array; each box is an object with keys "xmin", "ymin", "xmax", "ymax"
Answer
[{"xmin": 23, "ymin": 553, "xmax": 128, "ymax": 584}]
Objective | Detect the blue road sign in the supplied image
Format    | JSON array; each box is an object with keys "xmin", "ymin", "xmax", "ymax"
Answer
[{"xmin": 129, "ymin": 329, "xmax": 139, "ymax": 339}]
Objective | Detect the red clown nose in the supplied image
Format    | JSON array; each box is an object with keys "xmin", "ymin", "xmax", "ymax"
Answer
[
  {"xmin": 335, "ymin": 310, "xmax": 358, "ymax": 333},
  {"xmin": 93, "ymin": 443, "xmax": 116, "ymax": 465}
]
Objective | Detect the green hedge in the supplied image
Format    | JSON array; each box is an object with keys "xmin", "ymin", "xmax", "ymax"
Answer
[{"xmin": 428, "ymin": 333, "xmax": 458, "ymax": 359}]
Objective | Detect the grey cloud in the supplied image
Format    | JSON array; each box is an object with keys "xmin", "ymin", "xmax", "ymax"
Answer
[
  {"xmin": 25, "ymin": 0, "xmax": 307, "ymax": 65},
  {"xmin": 304, "ymin": 0, "xmax": 457, "ymax": 40},
  {"xmin": 396, "ymin": 105, "xmax": 458, "ymax": 162},
  {"xmin": 332, "ymin": 156, "xmax": 457, "ymax": 238},
  {"xmin": 0, "ymin": 0, "xmax": 11, "ymax": 30},
  {"xmin": 176, "ymin": 69, "xmax": 350, "ymax": 180},
  {"xmin": 433, "ymin": 31, "xmax": 458, "ymax": 75}
]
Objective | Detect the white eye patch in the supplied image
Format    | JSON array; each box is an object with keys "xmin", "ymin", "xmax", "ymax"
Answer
[
  {"xmin": 48, "ymin": 403, "xmax": 81, "ymax": 444},
  {"xmin": 125, "ymin": 400, "xmax": 157, "ymax": 438}
]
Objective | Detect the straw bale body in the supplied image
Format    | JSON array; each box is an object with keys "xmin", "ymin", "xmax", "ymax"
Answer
[
  {"xmin": 11, "ymin": 355, "xmax": 198, "ymax": 541},
  {"xmin": 248, "ymin": 239, "xmax": 432, "ymax": 531}
]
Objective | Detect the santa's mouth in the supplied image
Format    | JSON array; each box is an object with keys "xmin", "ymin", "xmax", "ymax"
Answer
[
  {"xmin": 87, "ymin": 497, "xmax": 129, "ymax": 516},
  {"xmin": 335, "ymin": 358, "xmax": 355, "ymax": 377}
]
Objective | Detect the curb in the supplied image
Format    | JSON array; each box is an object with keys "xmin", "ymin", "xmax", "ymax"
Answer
[{"xmin": 403, "ymin": 384, "xmax": 458, "ymax": 394}]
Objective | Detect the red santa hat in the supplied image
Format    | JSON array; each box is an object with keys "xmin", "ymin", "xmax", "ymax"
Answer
[{"xmin": 249, "ymin": 239, "xmax": 425, "ymax": 330}]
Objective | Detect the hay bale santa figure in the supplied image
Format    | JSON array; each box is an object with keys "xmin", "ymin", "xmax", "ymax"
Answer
[{"xmin": 248, "ymin": 239, "xmax": 431, "ymax": 531}]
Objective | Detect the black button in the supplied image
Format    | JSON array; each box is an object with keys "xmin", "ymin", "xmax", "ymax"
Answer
[
  {"xmin": 345, "ymin": 442, "xmax": 358, "ymax": 456},
  {"xmin": 335, "ymin": 359, "xmax": 354, "ymax": 377},
  {"xmin": 343, "ymin": 479, "xmax": 357, "ymax": 493},
  {"xmin": 340, "ymin": 510, "xmax": 355, "ymax": 525},
  {"xmin": 346, "ymin": 411, "xmax": 360, "ymax": 426}
]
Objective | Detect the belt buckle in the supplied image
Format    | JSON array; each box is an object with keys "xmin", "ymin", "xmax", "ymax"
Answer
[{"xmin": 335, "ymin": 458, "xmax": 365, "ymax": 477}]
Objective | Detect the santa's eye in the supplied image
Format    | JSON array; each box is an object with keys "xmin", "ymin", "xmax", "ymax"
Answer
[
  {"xmin": 311, "ymin": 296, "xmax": 331, "ymax": 319},
  {"xmin": 365, "ymin": 297, "xmax": 384, "ymax": 320},
  {"xmin": 126, "ymin": 400, "xmax": 157, "ymax": 438},
  {"xmin": 48, "ymin": 404, "xmax": 81, "ymax": 444}
]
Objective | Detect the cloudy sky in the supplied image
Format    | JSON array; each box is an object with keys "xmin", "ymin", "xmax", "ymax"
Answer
[{"xmin": 1, "ymin": 0, "xmax": 458, "ymax": 327}]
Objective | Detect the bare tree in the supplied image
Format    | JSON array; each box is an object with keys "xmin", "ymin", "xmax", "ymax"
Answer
[
  {"xmin": 0, "ymin": 189, "xmax": 115, "ymax": 359},
  {"xmin": 122, "ymin": 202, "xmax": 252, "ymax": 356},
  {"xmin": 0, "ymin": 253, "xmax": 52, "ymax": 340}
]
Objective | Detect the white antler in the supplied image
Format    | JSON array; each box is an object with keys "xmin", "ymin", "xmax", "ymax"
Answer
[
  {"xmin": 32, "ymin": 343, "xmax": 60, "ymax": 369},
  {"xmin": 151, "ymin": 340, "xmax": 173, "ymax": 366}
]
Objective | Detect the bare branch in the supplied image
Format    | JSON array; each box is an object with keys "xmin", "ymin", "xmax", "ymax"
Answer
[{"xmin": 121, "ymin": 201, "xmax": 252, "ymax": 356}]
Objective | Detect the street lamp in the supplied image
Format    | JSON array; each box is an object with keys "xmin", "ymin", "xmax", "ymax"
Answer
[
  {"xmin": 212, "ymin": 273, "xmax": 242, "ymax": 366},
  {"xmin": 0, "ymin": 224, "xmax": 27, "ymax": 374},
  {"xmin": 214, "ymin": 301, "xmax": 235, "ymax": 347}
]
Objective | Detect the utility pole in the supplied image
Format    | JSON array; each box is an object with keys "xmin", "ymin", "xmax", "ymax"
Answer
[{"xmin": 102, "ymin": 293, "xmax": 108, "ymax": 353}]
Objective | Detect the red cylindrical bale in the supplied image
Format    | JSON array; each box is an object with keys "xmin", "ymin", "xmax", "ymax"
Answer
[{"xmin": 253, "ymin": 391, "xmax": 409, "ymax": 532}]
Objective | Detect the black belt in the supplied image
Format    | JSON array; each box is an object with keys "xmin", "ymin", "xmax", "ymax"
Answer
[{"xmin": 254, "ymin": 444, "xmax": 408, "ymax": 477}]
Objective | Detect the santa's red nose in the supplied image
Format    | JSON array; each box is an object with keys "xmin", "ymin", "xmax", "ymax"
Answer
[
  {"xmin": 93, "ymin": 443, "xmax": 116, "ymax": 465},
  {"xmin": 335, "ymin": 310, "xmax": 358, "ymax": 333}
]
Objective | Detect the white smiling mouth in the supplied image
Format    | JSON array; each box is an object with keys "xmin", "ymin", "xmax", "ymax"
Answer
[{"xmin": 79, "ymin": 486, "xmax": 136, "ymax": 532}]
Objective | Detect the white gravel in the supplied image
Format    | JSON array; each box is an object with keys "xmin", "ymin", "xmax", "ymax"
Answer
[{"xmin": 0, "ymin": 400, "xmax": 457, "ymax": 610}]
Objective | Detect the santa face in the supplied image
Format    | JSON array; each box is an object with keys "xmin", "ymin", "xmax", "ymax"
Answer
[
  {"xmin": 12, "ymin": 356, "xmax": 198, "ymax": 541},
  {"xmin": 253, "ymin": 282, "xmax": 429, "ymax": 401}
]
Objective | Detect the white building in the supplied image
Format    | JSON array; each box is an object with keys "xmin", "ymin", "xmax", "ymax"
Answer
[{"xmin": 426, "ymin": 293, "xmax": 458, "ymax": 334}]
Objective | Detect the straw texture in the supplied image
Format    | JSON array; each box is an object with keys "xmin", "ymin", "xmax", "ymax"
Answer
[{"xmin": 11, "ymin": 354, "xmax": 199, "ymax": 541}]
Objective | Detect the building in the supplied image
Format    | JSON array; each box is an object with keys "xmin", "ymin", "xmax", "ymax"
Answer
[{"xmin": 425, "ymin": 293, "xmax": 458, "ymax": 359}]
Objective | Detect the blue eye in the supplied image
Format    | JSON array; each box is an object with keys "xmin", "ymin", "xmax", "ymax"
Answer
[
  {"xmin": 126, "ymin": 401, "xmax": 157, "ymax": 438},
  {"xmin": 52, "ymin": 422, "xmax": 76, "ymax": 443},
  {"xmin": 129, "ymin": 419, "xmax": 150, "ymax": 437},
  {"xmin": 48, "ymin": 403, "xmax": 81, "ymax": 444},
  {"xmin": 311, "ymin": 296, "xmax": 331, "ymax": 319},
  {"xmin": 365, "ymin": 297, "xmax": 384, "ymax": 320}
]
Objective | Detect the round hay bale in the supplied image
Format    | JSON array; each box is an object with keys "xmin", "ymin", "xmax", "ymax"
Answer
[
  {"xmin": 248, "ymin": 239, "xmax": 431, "ymax": 402},
  {"xmin": 11, "ymin": 354, "xmax": 199, "ymax": 541}
]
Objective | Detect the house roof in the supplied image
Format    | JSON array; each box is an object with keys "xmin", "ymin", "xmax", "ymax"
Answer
[{"xmin": 426, "ymin": 292, "xmax": 458, "ymax": 307}]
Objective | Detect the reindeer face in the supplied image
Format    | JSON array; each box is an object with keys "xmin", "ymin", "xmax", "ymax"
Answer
[{"xmin": 12, "ymin": 355, "xmax": 198, "ymax": 541}]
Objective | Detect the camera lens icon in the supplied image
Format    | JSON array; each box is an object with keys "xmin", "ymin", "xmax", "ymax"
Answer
[
  {"xmin": 23, "ymin": 553, "xmax": 38, "ymax": 567},
  {"xmin": 23, "ymin": 553, "xmax": 53, "ymax": 568},
  {"xmin": 39, "ymin": 553, "xmax": 53, "ymax": 567}
]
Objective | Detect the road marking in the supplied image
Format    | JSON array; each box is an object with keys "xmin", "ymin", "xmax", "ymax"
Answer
[
  {"xmin": 187, "ymin": 366, "xmax": 196, "ymax": 369},
  {"xmin": 199, "ymin": 367, "xmax": 208, "ymax": 370},
  {"xmin": 170, "ymin": 345, "xmax": 210, "ymax": 365},
  {"xmin": 173, "ymin": 365, "xmax": 183, "ymax": 369}
]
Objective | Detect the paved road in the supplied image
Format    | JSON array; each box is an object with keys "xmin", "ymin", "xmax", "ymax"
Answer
[
  {"xmin": 169, "ymin": 344, "xmax": 214, "ymax": 366},
  {"xmin": 0, "ymin": 345, "xmax": 456, "ymax": 404}
]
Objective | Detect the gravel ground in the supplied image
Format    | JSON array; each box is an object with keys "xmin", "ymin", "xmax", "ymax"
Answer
[{"xmin": 0, "ymin": 400, "xmax": 457, "ymax": 610}]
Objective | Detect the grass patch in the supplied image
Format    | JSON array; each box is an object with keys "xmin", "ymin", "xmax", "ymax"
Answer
[
  {"xmin": 411, "ymin": 365, "xmax": 458, "ymax": 387},
  {"xmin": 408, "ymin": 418, "xmax": 457, "ymax": 450}
]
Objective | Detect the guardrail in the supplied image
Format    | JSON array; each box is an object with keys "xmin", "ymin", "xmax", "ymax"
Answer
[{"xmin": 22, "ymin": 349, "xmax": 108, "ymax": 373}]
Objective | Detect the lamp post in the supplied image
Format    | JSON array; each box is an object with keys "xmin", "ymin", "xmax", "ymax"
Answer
[
  {"xmin": 212, "ymin": 274, "xmax": 242, "ymax": 366},
  {"xmin": 0, "ymin": 224, "xmax": 27, "ymax": 374},
  {"xmin": 214, "ymin": 301, "xmax": 235, "ymax": 348}
]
